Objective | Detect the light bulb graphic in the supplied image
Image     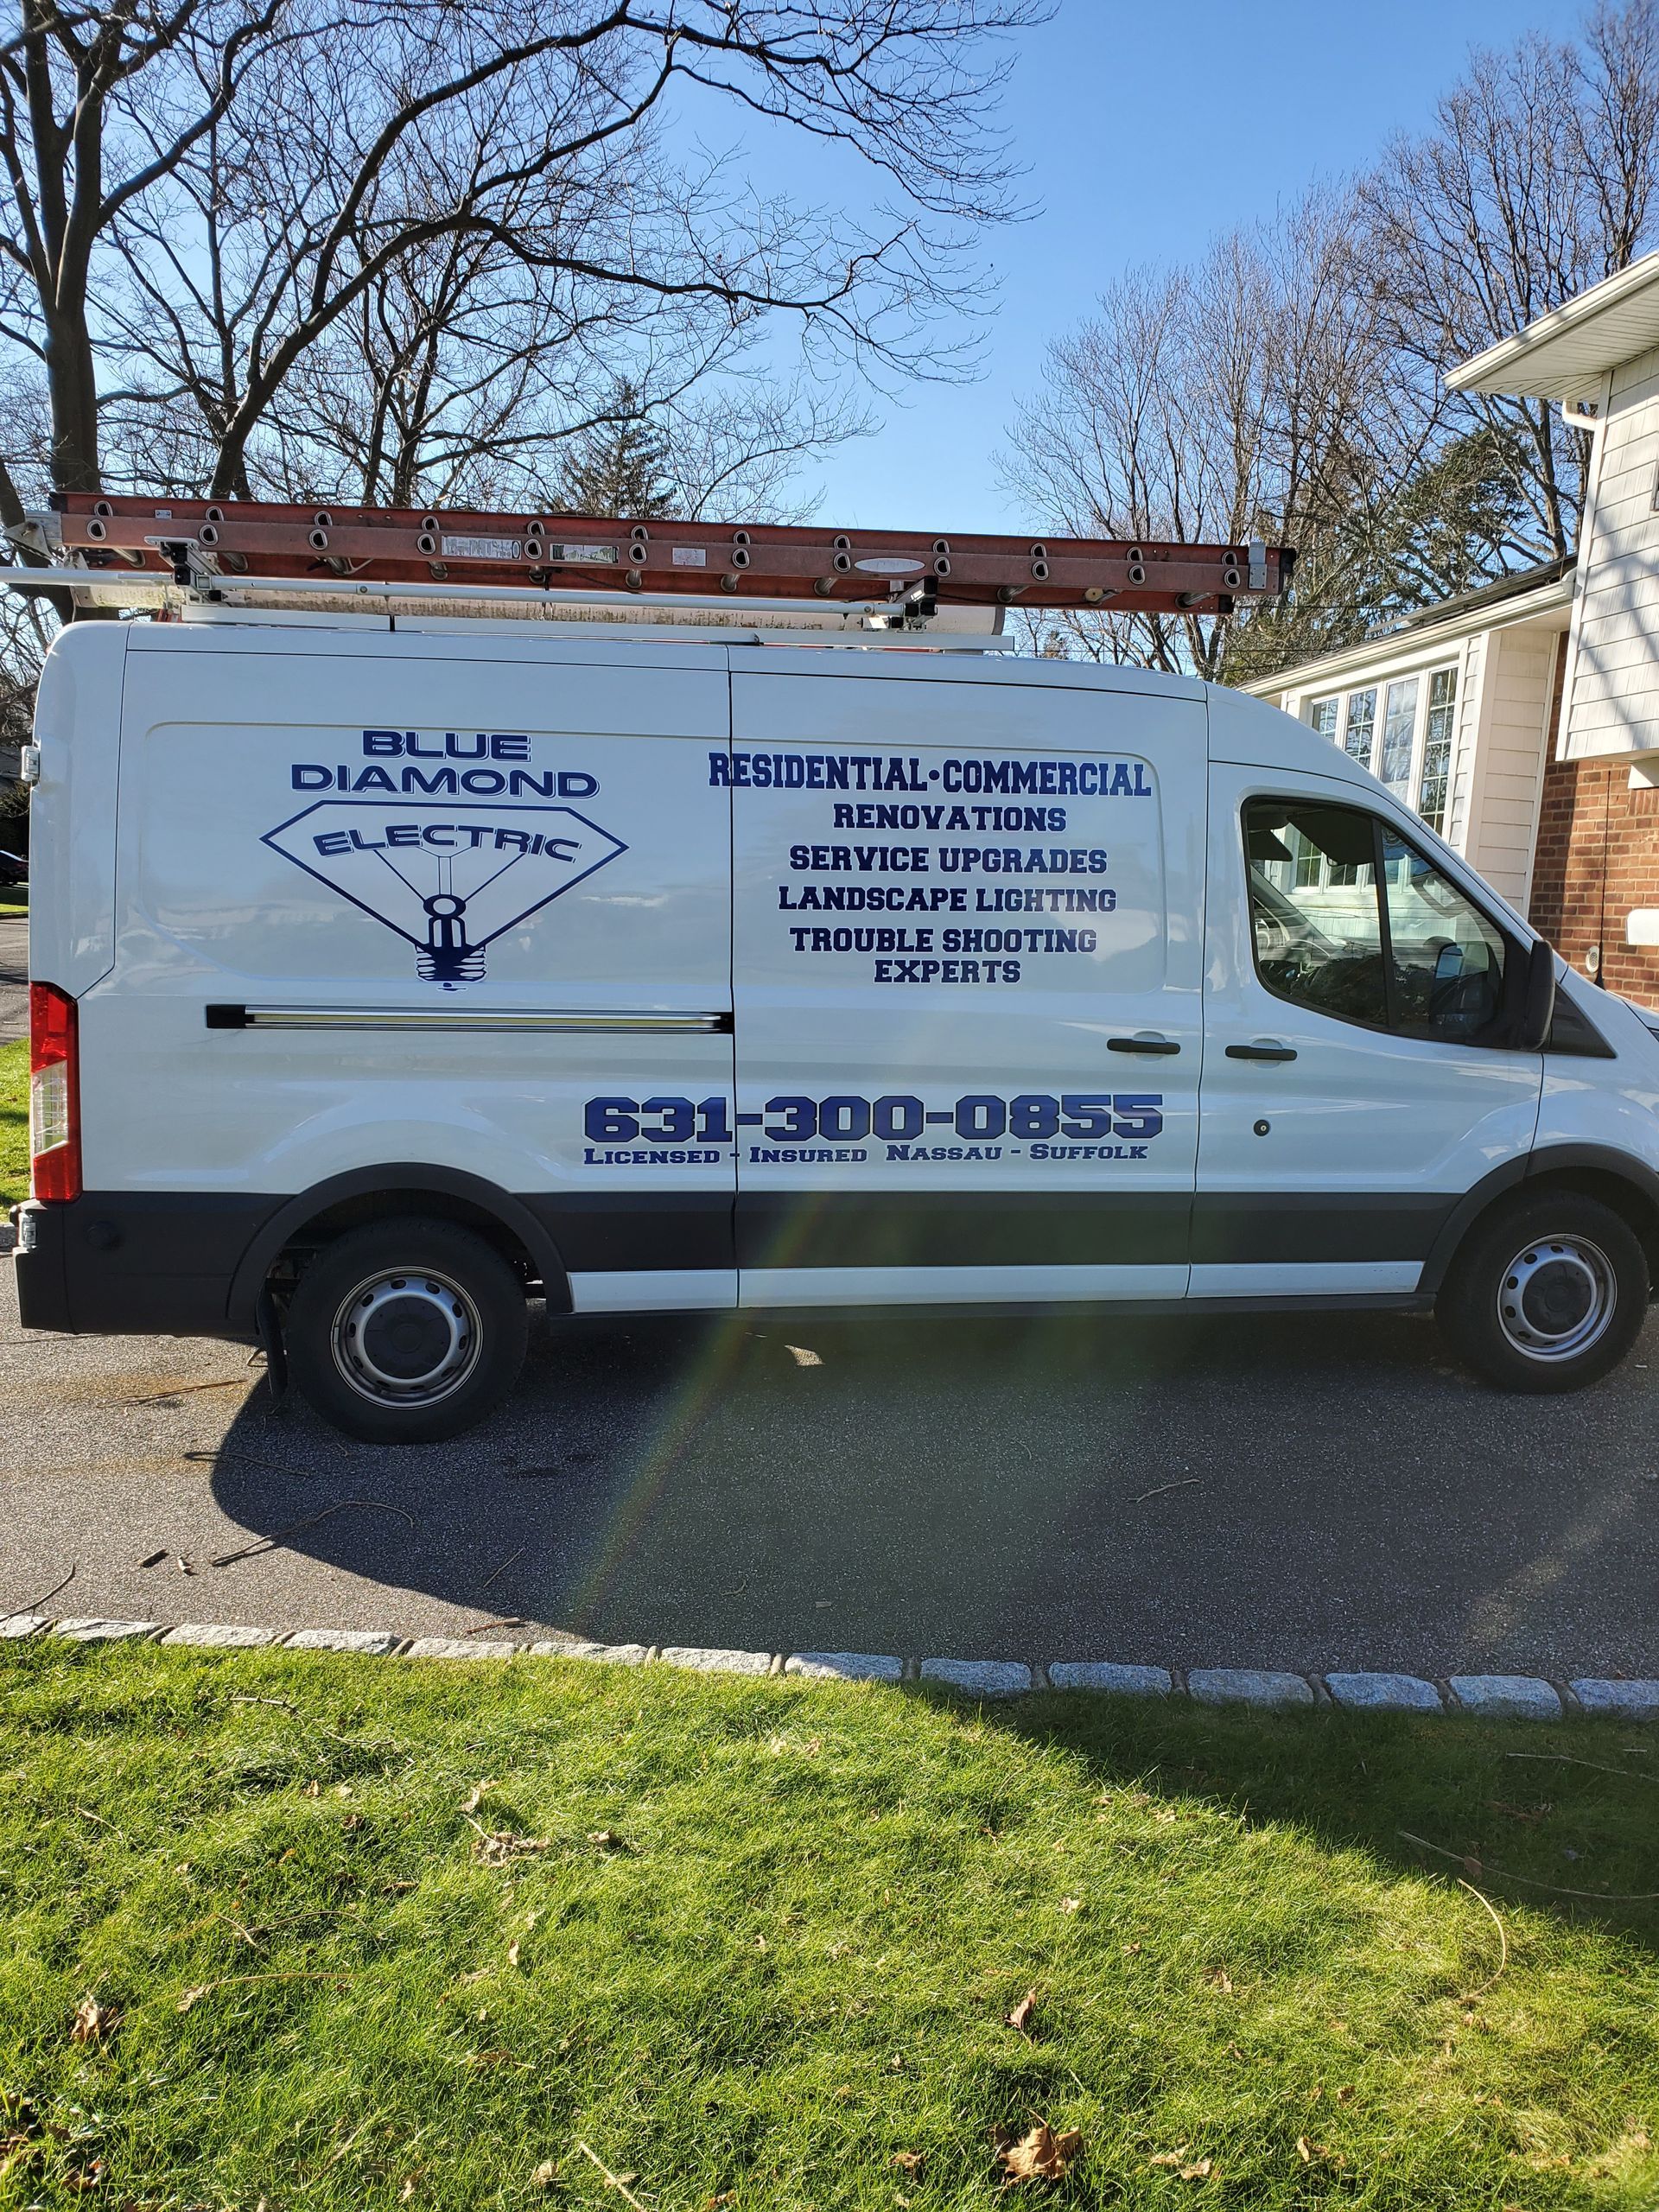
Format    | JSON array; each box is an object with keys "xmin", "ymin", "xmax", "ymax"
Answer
[
  {"xmin": 418, "ymin": 892, "xmax": 485, "ymax": 985},
  {"xmin": 264, "ymin": 800, "xmax": 627, "ymax": 985}
]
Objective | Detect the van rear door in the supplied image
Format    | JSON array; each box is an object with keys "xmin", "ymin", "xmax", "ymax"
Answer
[{"xmin": 727, "ymin": 661, "xmax": 1206, "ymax": 1307}]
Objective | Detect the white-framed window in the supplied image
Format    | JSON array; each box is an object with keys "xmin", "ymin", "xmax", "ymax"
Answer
[{"xmin": 1305, "ymin": 663, "xmax": 1459, "ymax": 836}]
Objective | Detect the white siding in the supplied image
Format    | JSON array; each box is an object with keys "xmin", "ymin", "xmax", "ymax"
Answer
[
  {"xmin": 1463, "ymin": 626, "xmax": 1556, "ymax": 906},
  {"xmin": 1565, "ymin": 340, "xmax": 1659, "ymax": 755}
]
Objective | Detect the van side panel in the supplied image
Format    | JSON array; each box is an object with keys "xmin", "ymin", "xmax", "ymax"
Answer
[{"xmin": 51, "ymin": 631, "xmax": 737, "ymax": 1331}]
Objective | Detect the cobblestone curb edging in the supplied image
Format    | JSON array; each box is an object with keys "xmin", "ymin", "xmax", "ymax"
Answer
[{"xmin": 3, "ymin": 1615, "xmax": 1656, "ymax": 1719}]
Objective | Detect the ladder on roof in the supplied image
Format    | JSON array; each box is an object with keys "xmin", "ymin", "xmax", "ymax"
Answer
[{"xmin": 7, "ymin": 493, "xmax": 1294, "ymax": 634}]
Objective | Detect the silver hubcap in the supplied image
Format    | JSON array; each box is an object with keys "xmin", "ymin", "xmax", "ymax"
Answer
[
  {"xmin": 1496, "ymin": 1235, "xmax": 1617, "ymax": 1363},
  {"xmin": 331, "ymin": 1268, "xmax": 481, "ymax": 1406}
]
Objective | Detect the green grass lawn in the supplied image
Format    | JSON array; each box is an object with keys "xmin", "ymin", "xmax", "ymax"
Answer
[
  {"xmin": 2, "ymin": 1645, "xmax": 1656, "ymax": 2209},
  {"xmin": 0, "ymin": 889, "xmax": 25, "ymax": 916},
  {"xmin": 0, "ymin": 1036, "xmax": 25, "ymax": 1208}
]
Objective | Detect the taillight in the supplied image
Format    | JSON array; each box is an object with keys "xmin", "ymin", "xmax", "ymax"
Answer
[{"xmin": 29, "ymin": 981, "xmax": 81, "ymax": 1203}]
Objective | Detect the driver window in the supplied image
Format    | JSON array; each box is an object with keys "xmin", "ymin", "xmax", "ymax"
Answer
[
  {"xmin": 1380, "ymin": 830, "xmax": 1506, "ymax": 1040},
  {"xmin": 1244, "ymin": 802, "xmax": 1387, "ymax": 1026},
  {"xmin": 1243, "ymin": 799, "xmax": 1510, "ymax": 1044}
]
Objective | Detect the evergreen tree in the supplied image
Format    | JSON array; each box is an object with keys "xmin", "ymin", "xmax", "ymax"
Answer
[{"xmin": 558, "ymin": 387, "xmax": 677, "ymax": 518}]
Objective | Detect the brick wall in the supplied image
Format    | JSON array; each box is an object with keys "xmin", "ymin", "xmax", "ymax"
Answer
[{"xmin": 1530, "ymin": 641, "xmax": 1659, "ymax": 1002}]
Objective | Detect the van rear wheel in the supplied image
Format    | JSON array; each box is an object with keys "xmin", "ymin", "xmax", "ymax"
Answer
[
  {"xmin": 1437, "ymin": 1191, "xmax": 1649, "ymax": 1394},
  {"xmin": 284, "ymin": 1218, "xmax": 528, "ymax": 1442}
]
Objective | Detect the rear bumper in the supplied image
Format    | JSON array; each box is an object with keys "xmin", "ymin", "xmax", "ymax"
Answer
[{"xmin": 12, "ymin": 1193, "xmax": 271, "ymax": 1337}]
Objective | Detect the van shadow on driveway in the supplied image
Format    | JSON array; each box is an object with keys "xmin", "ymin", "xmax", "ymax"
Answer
[{"xmin": 191, "ymin": 1300, "xmax": 1659, "ymax": 1679}]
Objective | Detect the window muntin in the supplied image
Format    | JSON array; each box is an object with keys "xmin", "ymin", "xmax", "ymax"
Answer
[
  {"xmin": 1417, "ymin": 667, "xmax": 1457, "ymax": 832},
  {"xmin": 1243, "ymin": 798, "xmax": 1510, "ymax": 1046},
  {"xmin": 1302, "ymin": 669, "xmax": 1455, "ymax": 832},
  {"xmin": 1343, "ymin": 687, "xmax": 1376, "ymax": 770}
]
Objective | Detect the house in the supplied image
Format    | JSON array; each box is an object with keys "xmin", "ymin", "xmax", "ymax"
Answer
[
  {"xmin": 1242, "ymin": 557, "xmax": 1572, "ymax": 917},
  {"xmin": 1248, "ymin": 249, "xmax": 1659, "ymax": 1006}
]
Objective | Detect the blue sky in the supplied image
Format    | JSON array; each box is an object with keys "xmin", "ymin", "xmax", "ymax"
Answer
[{"xmin": 759, "ymin": 0, "xmax": 1591, "ymax": 532}]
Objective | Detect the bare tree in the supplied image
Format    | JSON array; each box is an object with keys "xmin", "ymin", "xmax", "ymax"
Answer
[
  {"xmin": 1361, "ymin": 0, "xmax": 1659, "ymax": 559},
  {"xmin": 2, "ymin": 0, "xmax": 1045, "ymax": 536},
  {"xmin": 1003, "ymin": 188, "xmax": 1425, "ymax": 680},
  {"xmin": 101, "ymin": 132, "xmax": 868, "ymax": 516},
  {"xmin": 0, "ymin": 0, "xmax": 296, "ymax": 525}
]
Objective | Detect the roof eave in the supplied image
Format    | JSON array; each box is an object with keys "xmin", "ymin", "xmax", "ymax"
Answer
[
  {"xmin": 1239, "ymin": 574, "xmax": 1573, "ymax": 699},
  {"xmin": 1448, "ymin": 250, "xmax": 1659, "ymax": 398}
]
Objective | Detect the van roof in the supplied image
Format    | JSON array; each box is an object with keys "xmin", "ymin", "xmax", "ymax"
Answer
[{"xmin": 119, "ymin": 608, "xmax": 1210, "ymax": 700}]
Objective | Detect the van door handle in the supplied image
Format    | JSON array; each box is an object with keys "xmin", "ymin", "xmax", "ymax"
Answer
[
  {"xmin": 1108, "ymin": 1034, "xmax": 1181, "ymax": 1056},
  {"xmin": 1225, "ymin": 1040, "xmax": 1298, "ymax": 1063}
]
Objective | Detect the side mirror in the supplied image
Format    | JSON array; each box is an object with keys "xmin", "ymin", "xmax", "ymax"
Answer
[{"xmin": 1518, "ymin": 936, "xmax": 1557, "ymax": 1051}]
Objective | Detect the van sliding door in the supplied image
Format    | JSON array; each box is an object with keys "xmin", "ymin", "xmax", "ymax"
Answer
[{"xmin": 728, "ymin": 661, "xmax": 1205, "ymax": 1307}]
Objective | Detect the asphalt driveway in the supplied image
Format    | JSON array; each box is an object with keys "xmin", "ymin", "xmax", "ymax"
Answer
[{"xmin": 3, "ymin": 1261, "xmax": 1657, "ymax": 1676}]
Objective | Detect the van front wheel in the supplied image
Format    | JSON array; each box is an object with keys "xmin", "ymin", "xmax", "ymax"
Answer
[
  {"xmin": 1437, "ymin": 1191, "xmax": 1649, "ymax": 1394},
  {"xmin": 284, "ymin": 1218, "xmax": 528, "ymax": 1442}
]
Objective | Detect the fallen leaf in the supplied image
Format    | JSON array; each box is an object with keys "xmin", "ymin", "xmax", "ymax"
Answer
[
  {"xmin": 1058, "ymin": 1897, "xmax": 1083, "ymax": 1914},
  {"xmin": 506, "ymin": 1940, "xmax": 522, "ymax": 1967},
  {"xmin": 1335, "ymin": 2086, "xmax": 1355, "ymax": 2103},
  {"xmin": 461, "ymin": 1780, "xmax": 494, "ymax": 1815},
  {"xmin": 400, "ymin": 2181, "xmax": 416, "ymax": 2202},
  {"xmin": 893, "ymin": 2152, "xmax": 924, "ymax": 2173},
  {"xmin": 304, "ymin": 1780, "xmax": 320, "ymax": 1799},
  {"xmin": 704, "ymin": 2195, "xmax": 738, "ymax": 2209},
  {"xmin": 1122, "ymin": 1942, "xmax": 1142, "ymax": 1955},
  {"xmin": 70, "ymin": 1995, "xmax": 119, "ymax": 2045},
  {"xmin": 997, "ymin": 2123, "xmax": 1083, "ymax": 2183},
  {"xmin": 533, "ymin": 2159, "xmax": 558, "ymax": 2189},
  {"xmin": 177, "ymin": 1984, "xmax": 211, "ymax": 2012},
  {"xmin": 1006, "ymin": 1987, "xmax": 1039, "ymax": 2036},
  {"xmin": 1150, "ymin": 2150, "xmax": 1212, "ymax": 2179},
  {"xmin": 588, "ymin": 1828, "xmax": 624, "ymax": 1852},
  {"xmin": 786, "ymin": 1344, "xmax": 823, "ymax": 1366},
  {"xmin": 471, "ymin": 1831, "xmax": 551, "ymax": 1865},
  {"xmin": 1296, "ymin": 2139, "xmax": 1345, "ymax": 2169},
  {"xmin": 754, "ymin": 1936, "xmax": 767, "ymax": 1952},
  {"xmin": 62, "ymin": 2160, "xmax": 104, "ymax": 2192}
]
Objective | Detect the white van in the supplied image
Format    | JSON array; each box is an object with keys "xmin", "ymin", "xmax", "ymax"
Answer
[{"xmin": 14, "ymin": 611, "xmax": 1659, "ymax": 1438}]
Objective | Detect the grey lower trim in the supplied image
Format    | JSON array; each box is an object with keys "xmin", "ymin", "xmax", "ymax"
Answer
[
  {"xmin": 16, "ymin": 1619, "xmax": 1652, "ymax": 1722},
  {"xmin": 206, "ymin": 1002, "xmax": 731, "ymax": 1034}
]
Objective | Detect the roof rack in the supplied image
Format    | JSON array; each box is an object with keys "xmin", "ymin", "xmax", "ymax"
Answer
[{"xmin": 6, "ymin": 495, "xmax": 1294, "ymax": 635}]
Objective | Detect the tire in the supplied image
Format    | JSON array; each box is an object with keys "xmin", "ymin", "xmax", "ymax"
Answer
[
  {"xmin": 1436, "ymin": 1189, "xmax": 1649, "ymax": 1395},
  {"xmin": 283, "ymin": 1217, "xmax": 528, "ymax": 1442}
]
